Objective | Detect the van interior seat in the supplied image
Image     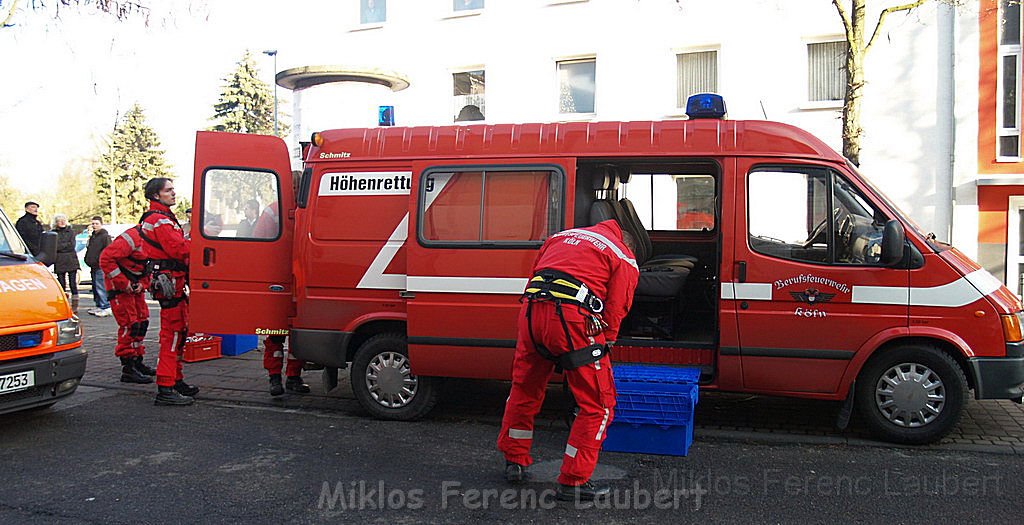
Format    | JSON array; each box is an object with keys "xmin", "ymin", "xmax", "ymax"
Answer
[{"xmin": 586, "ymin": 167, "xmax": 689, "ymax": 299}]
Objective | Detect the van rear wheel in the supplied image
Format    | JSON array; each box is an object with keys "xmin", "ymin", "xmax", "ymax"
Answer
[
  {"xmin": 855, "ymin": 344, "xmax": 968, "ymax": 445},
  {"xmin": 351, "ymin": 333, "xmax": 438, "ymax": 421}
]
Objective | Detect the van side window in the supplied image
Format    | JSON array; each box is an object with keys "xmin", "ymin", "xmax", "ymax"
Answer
[
  {"xmin": 202, "ymin": 168, "xmax": 281, "ymax": 241},
  {"xmin": 419, "ymin": 168, "xmax": 563, "ymax": 246},
  {"xmin": 748, "ymin": 167, "xmax": 886, "ymax": 265},
  {"xmin": 620, "ymin": 174, "xmax": 716, "ymax": 231}
]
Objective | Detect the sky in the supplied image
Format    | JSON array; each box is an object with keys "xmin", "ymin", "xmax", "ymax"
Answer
[{"xmin": 0, "ymin": 0, "xmax": 338, "ymax": 200}]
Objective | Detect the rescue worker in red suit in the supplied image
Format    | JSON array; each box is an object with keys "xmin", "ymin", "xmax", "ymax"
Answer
[
  {"xmin": 247, "ymin": 200, "xmax": 312, "ymax": 395},
  {"xmin": 263, "ymin": 335, "xmax": 310, "ymax": 396},
  {"xmin": 497, "ymin": 220, "xmax": 639, "ymax": 502},
  {"xmin": 140, "ymin": 177, "xmax": 198, "ymax": 406},
  {"xmin": 99, "ymin": 226, "xmax": 156, "ymax": 384}
]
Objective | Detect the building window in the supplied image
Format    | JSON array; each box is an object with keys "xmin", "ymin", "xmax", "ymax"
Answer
[
  {"xmin": 807, "ymin": 40, "xmax": 847, "ymax": 102},
  {"xmin": 454, "ymin": 0, "xmax": 484, "ymax": 11},
  {"xmin": 557, "ymin": 58, "xmax": 596, "ymax": 114},
  {"xmin": 360, "ymin": 0, "xmax": 385, "ymax": 24},
  {"xmin": 419, "ymin": 167, "xmax": 564, "ymax": 247},
  {"xmin": 676, "ymin": 50, "xmax": 718, "ymax": 108},
  {"xmin": 453, "ymin": 70, "xmax": 485, "ymax": 122},
  {"xmin": 999, "ymin": 0, "xmax": 1022, "ymax": 160}
]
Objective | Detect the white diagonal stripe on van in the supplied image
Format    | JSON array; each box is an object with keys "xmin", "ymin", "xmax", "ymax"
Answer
[
  {"xmin": 407, "ymin": 276, "xmax": 527, "ymax": 295},
  {"xmin": 357, "ymin": 214, "xmax": 408, "ymax": 290}
]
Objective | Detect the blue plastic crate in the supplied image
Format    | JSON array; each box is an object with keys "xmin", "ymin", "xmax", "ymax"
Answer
[
  {"xmin": 603, "ymin": 388, "xmax": 698, "ymax": 456},
  {"xmin": 216, "ymin": 334, "xmax": 259, "ymax": 356},
  {"xmin": 603, "ymin": 420, "xmax": 693, "ymax": 456},
  {"xmin": 613, "ymin": 365, "xmax": 701, "ymax": 393}
]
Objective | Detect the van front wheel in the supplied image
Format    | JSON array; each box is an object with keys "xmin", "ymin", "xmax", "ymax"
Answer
[
  {"xmin": 351, "ymin": 333, "xmax": 438, "ymax": 421},
  {"xmin": 855, "ymin": 344, "xmax": 968, "ymax": 445}
]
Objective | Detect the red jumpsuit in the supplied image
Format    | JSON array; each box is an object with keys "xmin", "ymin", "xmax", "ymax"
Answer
[
  {"xmin": 263, "ymin": 335, "xmax": 304, "ymax": 377},
  {"xmin": 140, "ymin": 201, "xmax": 191, "ymax": 388},
  {"xmin": 497, "ymin": 220, "xmax": 639, "ymax": 486},
  {"xmin": 99, "ymin": 227, "xmax": 151, "ymax": 359}
]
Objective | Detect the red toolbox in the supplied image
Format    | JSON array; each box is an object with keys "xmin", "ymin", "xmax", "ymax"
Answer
[{"xmin": 183, "ymin": 334, "xmax": 222, "ymax": 363}]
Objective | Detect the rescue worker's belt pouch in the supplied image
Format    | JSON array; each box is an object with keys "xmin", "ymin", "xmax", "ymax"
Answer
[
  {"xmin": 146, "ymin": 259, "xmax": 188, "ymax": 273},
  {"xmin": 556, "ymin": 343, "xmax": 609, "ymax": 370},
  {"xmin": 523, "ymin": 269, "xmax": 604, "ymax": 314}
]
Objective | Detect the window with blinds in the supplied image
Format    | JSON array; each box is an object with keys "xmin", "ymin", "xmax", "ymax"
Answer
[
  {"xmin": 676, "ymin": 50, "xmax": 718, "ymax": 108},
  {"xmin": 999, "ymin": 0, "xmax": 1022, "ymax": 160},
  {"xmin": 807, "ymin": 41, "xmax": 847, "ymax": 102}
]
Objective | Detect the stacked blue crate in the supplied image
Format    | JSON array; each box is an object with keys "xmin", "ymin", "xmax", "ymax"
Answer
[{"xmin": 602, "ymin": 365, "xmax": 700, "ymax": 456}]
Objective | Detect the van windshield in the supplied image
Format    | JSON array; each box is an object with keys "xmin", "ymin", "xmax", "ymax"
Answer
[
  {"xmin": 846, "ymin": 162, "xmax": 935, "ymax": 250},
  {"xmin": 0, "ymin": 208, "xmax": 30, "ymax": 257}
]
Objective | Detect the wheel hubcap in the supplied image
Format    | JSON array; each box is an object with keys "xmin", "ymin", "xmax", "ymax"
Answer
[
  {"xmin": 874, "ymin": 362, "xmax": 945, "ymax": 428},
  {"xmin": 365, "ymin": 351, "xmax": 418, "ymax": 409}
]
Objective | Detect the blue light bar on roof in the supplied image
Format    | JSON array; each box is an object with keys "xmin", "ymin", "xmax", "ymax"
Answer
[{"xmin": 686, "ymin": 93, "xmax": 727, "ymax": 120}]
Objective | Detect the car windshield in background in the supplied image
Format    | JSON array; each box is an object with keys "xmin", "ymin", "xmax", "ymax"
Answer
[{"xmin": 0, "ymin": 209, "xmax": 29, "ymax": 256}]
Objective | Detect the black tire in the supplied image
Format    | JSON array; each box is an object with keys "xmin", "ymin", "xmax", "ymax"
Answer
[
  {"xmin": 855, "ymin": 344, "xmax": 968, "ymax": 445},
  {"xmin": 350, "ymin": 333, "xmax": 438, "ymax": 421}
]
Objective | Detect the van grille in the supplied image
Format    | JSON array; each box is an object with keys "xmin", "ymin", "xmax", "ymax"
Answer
[{"xmin": 0, "ymin": 331, "xmax": 43, "ymax": 352}]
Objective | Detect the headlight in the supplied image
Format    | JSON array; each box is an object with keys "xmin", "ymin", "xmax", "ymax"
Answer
[{"xmin": 56, "ymin": 316, "xmax": 82, "ymax": 346}]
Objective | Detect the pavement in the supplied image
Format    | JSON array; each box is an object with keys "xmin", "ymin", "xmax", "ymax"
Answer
[{"xmin": 71, "ymin": 294, "xmax": 1024, "ymax": 455}]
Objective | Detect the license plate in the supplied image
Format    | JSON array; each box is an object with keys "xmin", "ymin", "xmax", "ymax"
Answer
[{"xmin": 0, "ymin": 370, "xmax": 35, "ymax": 394}]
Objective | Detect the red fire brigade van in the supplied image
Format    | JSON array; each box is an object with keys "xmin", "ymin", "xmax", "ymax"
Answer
[{"xmin": 190, "ymin": 94, "xmax": 1024, "ymax": 445}]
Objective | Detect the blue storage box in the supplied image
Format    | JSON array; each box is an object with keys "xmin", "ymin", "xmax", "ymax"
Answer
[
  {"xmin": 613, "ymin": 365, "xmax": 701, "ymax": 392},
  {"xmin": 604, "ymin": 388, "xmax": 698, "ymax": 456},
  {"xmin": 216, "ymin": 334, "xmax": 259, "ymax": 356},
  {"xmin": 603, "ymin": 375, "xmax": 699, "ymax": 456}
]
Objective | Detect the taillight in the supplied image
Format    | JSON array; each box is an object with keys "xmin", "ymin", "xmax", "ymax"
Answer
[{"xmin": 1001, "ymin": 312, "xmax": 1024, "ymax": 343}]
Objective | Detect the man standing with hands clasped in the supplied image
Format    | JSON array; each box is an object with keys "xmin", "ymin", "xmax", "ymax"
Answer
[
  {"xmin": 99, "ymin": 222, "xmax": 155, "ymax": 384},
  {"xmin": 497, "ymin": 219, "xmax": 639, "ymax": 503}
]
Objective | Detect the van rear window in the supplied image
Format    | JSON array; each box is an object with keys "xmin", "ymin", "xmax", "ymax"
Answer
[{"xmin": 418, "ymin": 167, "xmax": 563, "ymax": 247}]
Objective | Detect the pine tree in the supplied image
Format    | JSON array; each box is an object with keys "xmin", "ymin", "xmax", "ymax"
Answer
[
  {"xmin": 208, "ymin": 51, "xmax": 290, "ymax": 137},
  {"xmin": 93, "ymin": 104, "xmax": 172, "ymax": 224}
]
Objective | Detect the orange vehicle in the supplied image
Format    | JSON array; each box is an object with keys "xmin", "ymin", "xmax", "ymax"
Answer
[{"xmin": 0, "ymin": 206, "xmax": 85, "ymax": 414}]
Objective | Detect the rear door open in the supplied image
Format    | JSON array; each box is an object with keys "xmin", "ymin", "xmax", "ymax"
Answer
[{"xmin": 189, "ymin": 131, "xmax": 295, "ymax": 335}]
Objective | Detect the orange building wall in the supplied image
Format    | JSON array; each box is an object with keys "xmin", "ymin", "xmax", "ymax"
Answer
[{"xmin": 979, "ymin": 0, "xmax": 1024, "ymax": 174}]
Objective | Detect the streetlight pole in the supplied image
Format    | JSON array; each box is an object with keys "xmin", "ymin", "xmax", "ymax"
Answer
[{"xmin": 263, "ymin": 49, "xmax": 278, "ymax": 136}]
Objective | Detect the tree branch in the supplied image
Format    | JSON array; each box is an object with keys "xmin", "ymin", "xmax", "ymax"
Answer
[
  {"xmin": 866, "ymin": 0, "xmax": 928, "ymax": 53},
  {"xmin": 832, "ymin": 0, "xmax": 855, "ymax": 45},
  {"xmin": 1, "ymin": 0, "xmax": 22, "ymax": 27}
]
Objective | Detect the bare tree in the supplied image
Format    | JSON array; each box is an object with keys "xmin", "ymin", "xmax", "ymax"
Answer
[{"xmin": 2, "ymin": 0, "xmax": 151, "ymax": 29}]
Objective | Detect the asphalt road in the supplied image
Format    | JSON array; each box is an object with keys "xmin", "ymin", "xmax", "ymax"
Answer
[{"xmin": 1, "ymin": 386, "xmax": 1020, "ymax": 524}]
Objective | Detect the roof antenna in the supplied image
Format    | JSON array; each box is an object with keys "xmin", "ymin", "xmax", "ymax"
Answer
[{"xmin": 759, "ymin": 100, "xmax": 768, "ymax": 120}]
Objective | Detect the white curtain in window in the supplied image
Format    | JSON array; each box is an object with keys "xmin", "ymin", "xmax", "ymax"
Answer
[
  {"xmin": 676, "ymin": 51, "xmax": 718, "ymax": 107},
  {"xmin": 807, "ymin": 41, "xmax": 847, "ymax": 102}
]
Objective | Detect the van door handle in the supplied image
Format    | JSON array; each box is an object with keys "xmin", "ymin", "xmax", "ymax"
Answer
[
  {"xmin": 736, "ymin": 261, "xmax": 747, "ymax": 283},
  {"xmin": 203, "ymin": 247, "xmax": 214, "ymax": 266}
]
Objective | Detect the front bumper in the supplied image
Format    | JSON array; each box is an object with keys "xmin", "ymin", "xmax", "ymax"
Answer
[
  {"xmin": 968, "ymin": 342, "xmax": 1024, "ymax": 402},
  {"xmin": 0, "ymin": 346, "xmax": 88, "ymax": 415}
]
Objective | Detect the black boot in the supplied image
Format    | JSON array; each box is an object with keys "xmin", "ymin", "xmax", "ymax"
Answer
[
  {"xmin": 285, "ymin": 376, "xmax": 310, "ymax": 394},
  {"xmin": 173, "ymin": 380, "xmax": 199, "ymax": 397},
  {"xmin": 134, "ymin": 356, "xmax": 156, "ymax": 376},
  {"xmin": 268, "ymin": 374, "xmax": 284, "ymax": 396},
  {"xmin": 505, "ymin": 462, "xmax": 528, "ymax": 483},
  {"xmin": 154, "ymin": 386, "xmax": 194, "ymax": 406},
  {"xmin": 556, "ymin": 481, "xmax": 611, "ymax": 502},
  {"xmin": 120, "ymin": 357, "xmax": 153, "ymax": 384}
]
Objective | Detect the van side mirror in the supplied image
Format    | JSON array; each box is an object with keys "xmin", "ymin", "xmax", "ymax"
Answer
[
  {"xmin": 881, "ymin": 220, "xmax": 905, "ymax": 266},
  {"xmin": 36, "ymin": 231, "xmax": 58, "ymax": 266}
]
